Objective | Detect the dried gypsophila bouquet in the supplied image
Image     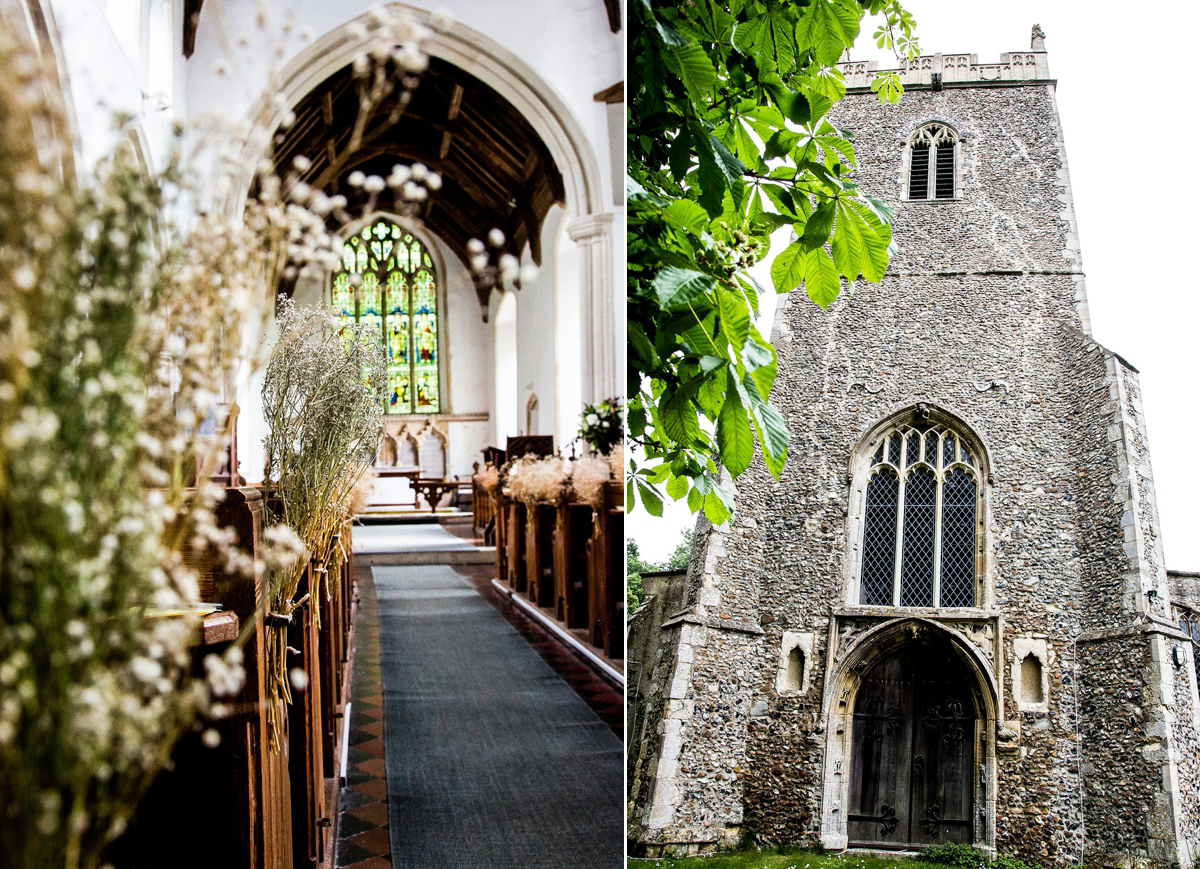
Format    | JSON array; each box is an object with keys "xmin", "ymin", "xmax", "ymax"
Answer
[
  {"xmin": 569, "ymin": 455, "xmax": 617, "ymax": 508},
  {"xmin": 506, "ymin": 454, "xmax": 570, "ymax": 506},
  {"xmin": 0, "ymin": 20, "xmax": 364, "ymax": 869},
  {"xmin": 0, "ymin": 83, "xmax": 259, "ymax": 869},
  {"xmin": 260, "ymin": 297, "xmax": 385, "ymax": 745}
]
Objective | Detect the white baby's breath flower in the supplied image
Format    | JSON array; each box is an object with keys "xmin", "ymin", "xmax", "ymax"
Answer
[
  {"xmin": 362, "ymin": 174, "xmax": 386, "ymax": 193},
  {"xmin": 395, "ymin": 42, "xmax": 427, "ymax": 72},
  {"xmin": 487, "ymin": 228, "xmax": 505, "ymax": 247},
  {"xmin": 347, "ymin": 170, "xmax": 366, "ymax": 188}
]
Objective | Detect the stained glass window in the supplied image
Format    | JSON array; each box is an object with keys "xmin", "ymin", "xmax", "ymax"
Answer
[
  {"xmin": 332, "ymin": 218, "xmax": 440, "ymax": 414},
  {"xmin": 859, "ymin": 421, "xmax": 981, "ymax": 607}
]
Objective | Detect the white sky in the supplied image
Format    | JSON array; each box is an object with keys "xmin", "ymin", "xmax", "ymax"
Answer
[{"xmin": 629, "ymin": 1, "xmax": 1200, "ymax": 571}]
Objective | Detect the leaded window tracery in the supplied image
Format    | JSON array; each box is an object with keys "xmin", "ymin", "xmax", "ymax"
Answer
[
  {"xmin": 332, "ymin": 218, "xmax": 440, "ymax": 415},
  {"xmin": 1177, "ymin": 609, "xmax": 1200, "ymax": 690},
  {"xmin": 859, "ymin": 422, "xmax": 980, "ymax": 608},
  {"xmin": 908, "ymin": 123, "xmax": 958, "ymax": 201}
]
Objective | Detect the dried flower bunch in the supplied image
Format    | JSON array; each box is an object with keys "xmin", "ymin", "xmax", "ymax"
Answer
[
  {"xmin": 473, "ymin": 464, "xmax": 500, "ymax": 493},
  {"xmin": 506, "ymin": 454, "xmax": 570, "ymax": 505},
  {"xmin": 569, "ymin": 455, "xmax": 617, "ymax": 508},
  {"xmin": 260, "ymin": 298, "xmax": 385, "ymax": 742},
  {"xmin": 579, "ymin": 397, "xmax": 624, "ymax": 455},
  {"xmin": 465, "ymin": 227, "xmax": 538, "ymax": 293},
  {"xmin": 0, "ymin": 27, "xmax": 321, "ymax": 869}
]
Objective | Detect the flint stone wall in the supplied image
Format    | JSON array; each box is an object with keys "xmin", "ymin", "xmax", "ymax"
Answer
[{"xmin": 629, "ymin": 68, "xmax": 1199, "ymax": 869}]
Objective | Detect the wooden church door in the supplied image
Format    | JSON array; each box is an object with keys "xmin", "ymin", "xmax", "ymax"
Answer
[{"xmin": 846, "ymin": 641, "xmax": 976, "ymax": 847}]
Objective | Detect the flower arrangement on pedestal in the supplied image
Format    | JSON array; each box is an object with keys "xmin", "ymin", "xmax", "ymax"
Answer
[{"xmin": 578, "ymin": 397, "xmax": 624, "ymax": 456}]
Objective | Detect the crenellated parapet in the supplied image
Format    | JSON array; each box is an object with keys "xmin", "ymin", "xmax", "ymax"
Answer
[{"xmin": 839, "ymin": 27, "xmax": 1051, "ymax": 90}]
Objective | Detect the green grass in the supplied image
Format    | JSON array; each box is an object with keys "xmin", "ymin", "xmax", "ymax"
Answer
[{"xmin": 628, "ymin": 848, "xmax": 955, "ymax": 869}]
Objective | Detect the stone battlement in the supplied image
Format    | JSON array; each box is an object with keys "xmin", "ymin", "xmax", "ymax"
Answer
[
  {"xmin": 839, "ymin": 27, "xmax": 1051, "ymax": 89},
  {"xmin": 839, "ymin": 50, "xmax": 1050, "ymax": 89}
]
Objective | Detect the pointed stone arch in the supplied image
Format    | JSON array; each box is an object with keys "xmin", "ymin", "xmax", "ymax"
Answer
[
  {"xmin": 225, "ymin": 4, "xmax": 603, "ymax": 225},
  {"xmin": 819, "ymin": 617, "xmax": 998, "ymax": 853},
  {"xmin": 844, "ymin": 403, "xmax": 995, "ymax": 611}
]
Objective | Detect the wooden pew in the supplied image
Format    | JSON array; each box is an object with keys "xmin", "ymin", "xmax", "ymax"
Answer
[
  {"xmin": 552, "ymin": 502, "xmax": 594, "ymax": 628},
  {"xmin": 587, "ymin": 481, "xmax": 625, "ymax": 661}
]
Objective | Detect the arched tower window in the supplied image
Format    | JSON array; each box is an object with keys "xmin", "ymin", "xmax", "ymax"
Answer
[
  {"xmin": 859, "ymin": 421, "xmax": 981, "ymax": 607},
  {"xmin": 908, "ymin": 123, "xmax": 958, "ymax": 200},
  {"xmin": 332, "ymin": 217, "xmax": 441, "ymax": 415}
]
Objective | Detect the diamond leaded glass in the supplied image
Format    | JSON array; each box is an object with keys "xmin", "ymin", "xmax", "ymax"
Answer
[
  {"xmin": 942, "ymin": 435, "xmax": 956, "ymax": 469},
  {"xmin": 906, "ymin": 432, "xmax": 921, "ymax": 468},
  {"xmin": 860, "ymin": 420, "xmax": 982, "ymax": 609},
  {"xmin": 899, "ymin": 468, "xmax": 937, "ymax": 606},
  {"xmin": 860, "ymin": 468, "xmax": 900, "ymax": 605},
  {"xmin": 332, "ymin": 217, "xmax": 440, "ymax": 414},
  {"xmin": 939, "ymin": 469, "xmax": 977, "ymax": 607}
]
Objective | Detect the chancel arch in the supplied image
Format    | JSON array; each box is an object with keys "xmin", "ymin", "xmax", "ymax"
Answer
[{"xmin": 227, "ymin": 6, "xmax": 618, "ymax": 483}]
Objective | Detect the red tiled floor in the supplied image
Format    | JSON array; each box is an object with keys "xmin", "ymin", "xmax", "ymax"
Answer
[
  {"xmin": 355, "ymin": 737, "xmax": 385, "ymax": 757},
  {"xmin": 335, "ymin": 564, "xmax": 391, "ymax": 869},
  {"xmin": 348, "ymin": 802, "xmax": 389, "ymax": 827},
  {"xmin": 345, "ymin": 826, "xmax": 391, "ymax": 856},
  {"xmin": 341, "ymin": 858, "xmax": 393, "ymax": 869},
  {"xmin": 349, "ymin": 773, "xmax": 387, "ymax": 802},
  {"xmin": 354, "ymin": 757, "xmax": 387, "ymax": 778}
]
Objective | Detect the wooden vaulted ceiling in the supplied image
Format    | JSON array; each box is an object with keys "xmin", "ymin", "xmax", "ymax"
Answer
[{"xmin": 270, "ymin": 56, "xmax": 565, "ymax": 308}]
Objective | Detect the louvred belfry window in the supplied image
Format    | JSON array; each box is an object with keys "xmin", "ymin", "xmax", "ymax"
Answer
[
  {"xmin": 908, "ymin": 123, "xmax": 958, "ymax": 200},
  {"xmin": 332, "ymin": 218, "xmax": 440, "ymax": 414},
  {"xmin": 859, "ymin": 422, "xmax": 980, "ymax": 607}
]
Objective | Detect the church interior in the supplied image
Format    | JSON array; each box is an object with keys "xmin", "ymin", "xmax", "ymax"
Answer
[{"xmin": 0, "ymin": 1, "xmax": 624, "ymax": 867}]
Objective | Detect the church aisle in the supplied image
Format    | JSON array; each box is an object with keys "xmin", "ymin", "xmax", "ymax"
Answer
[{"xmin": 374, "ymin": 564, "xmax": 623, "ymax": 868}]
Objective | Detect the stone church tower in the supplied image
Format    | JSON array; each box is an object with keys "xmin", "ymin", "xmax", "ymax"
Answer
[{"xmin": 628, "ymin": 30, "xmax": 1200, "ymax": 868}]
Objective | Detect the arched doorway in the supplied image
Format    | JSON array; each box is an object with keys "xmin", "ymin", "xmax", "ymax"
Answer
[{"xmin": 847, "ymin": 633, "xmax": 979, "ymax": 848}]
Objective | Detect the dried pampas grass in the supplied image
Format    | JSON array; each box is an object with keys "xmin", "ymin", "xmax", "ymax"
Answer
[
  {"xmin": 345, "ymin": 470, "xmax": 376, "ymax": 518},
  {"xmin": 474, "ymin": 465, "xmax": 499, "ymax": 492}
]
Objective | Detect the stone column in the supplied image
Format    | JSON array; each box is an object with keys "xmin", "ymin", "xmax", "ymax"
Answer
[{"xmin": 566, "ymin": 213, "xmax": 617, "ymax": 405}]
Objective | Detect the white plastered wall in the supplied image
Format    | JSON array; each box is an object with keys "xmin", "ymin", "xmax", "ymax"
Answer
[
  {"xmin": 243, "ymin": 218, "xmax": 491, "ymax": 487},
  {"xmin": 47, "ymin": 0, "xmax": 182, "ymax": 174},
  {"xmin": 185, "ymin": 1, "xmax": 624, "ymax": 411}
]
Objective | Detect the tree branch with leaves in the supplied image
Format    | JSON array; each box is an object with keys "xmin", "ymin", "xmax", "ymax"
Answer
[{"xmin": 627, "ymin": 0, "xmax": 918, "ymax": 523}]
